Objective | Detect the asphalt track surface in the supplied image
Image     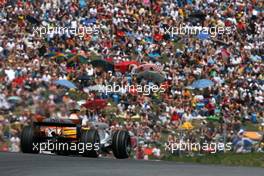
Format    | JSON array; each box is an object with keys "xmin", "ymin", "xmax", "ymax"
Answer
[{"xmin": 0, "ymin": 152, "xmax": 263, "ymax": 176}]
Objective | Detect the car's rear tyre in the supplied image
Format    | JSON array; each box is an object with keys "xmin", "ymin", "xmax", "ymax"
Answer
[
  {"xmin": 112, "ymin": 130, "xmax": 131, "ymax": 159},
  {"xmin": 20, "ymin": 126, "xmax": 39, "ymax": 153},
  {"xmin": 55, "ymin": 142, "xmax": 70, "ymax": 156},
  {"xmin": 81, "ymin": 129, "xmax": 100, "ymax": 157},
  {"xmin": 55, "ymin": 150, "xmax": 69, "ymax": 156}
]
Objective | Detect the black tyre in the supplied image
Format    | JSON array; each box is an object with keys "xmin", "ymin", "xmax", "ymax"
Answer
[
  {"xmin": 81, "ymin": 129, "xmax": 100, "ymax": 157},
  {"xmin": 20, "ymin": 126, "xmax": 39, "ymax": 153},
  {"xmin": 55, "ymin": 150, "xmax": 69, "ymax": 156},
  {"xmin": 112, "ymin": 130, "xmax": 131, "ymax": 159},
  {"xmin": 55, "ymin": 142, "xmax": 70, "ymax": 156}
]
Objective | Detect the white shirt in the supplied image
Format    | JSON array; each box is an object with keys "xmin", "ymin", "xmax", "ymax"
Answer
[
  {"xmin": 5, "ymin": 69, "xmax": 15, "ymax": 82},
  {"xmin": 6, "ymin": 42, "xmax": 15, "ymax": 50},
  {"xmin": 86, "ymin": 68, "xmax": 94, "ymax": 76},
  {"xmin": 42, "ymin": 74, "xmax": 51, "ymax": 82},
  {"xmin": 89, "ymin": 8, "xmax": 97, "ymax": 16}
]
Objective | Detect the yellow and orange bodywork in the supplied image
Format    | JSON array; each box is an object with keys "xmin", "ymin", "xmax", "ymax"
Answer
[{"xmin": 40, "ymin": 126, "xmax": 90, "ymax": 139}]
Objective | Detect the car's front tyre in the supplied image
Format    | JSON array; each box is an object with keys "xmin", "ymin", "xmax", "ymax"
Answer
[{"xmin": 112, "ymin": 130, "xmax": 131, "ymax": 159}]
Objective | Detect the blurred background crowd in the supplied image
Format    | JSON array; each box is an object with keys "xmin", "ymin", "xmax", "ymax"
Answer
[{"xmin": 0, "ymin": 0, "xmax": 263, "ymax": 159}]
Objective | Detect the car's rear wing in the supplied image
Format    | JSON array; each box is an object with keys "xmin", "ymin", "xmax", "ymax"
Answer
[{"xmin": 33, "ymin": 117, "xmax": 81, "ymax": 127}]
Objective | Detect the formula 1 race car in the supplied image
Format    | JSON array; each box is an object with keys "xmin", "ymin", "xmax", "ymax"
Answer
[{"xmin": 20, "ymin": 116, "xmax": 131, "ymax": 159}]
